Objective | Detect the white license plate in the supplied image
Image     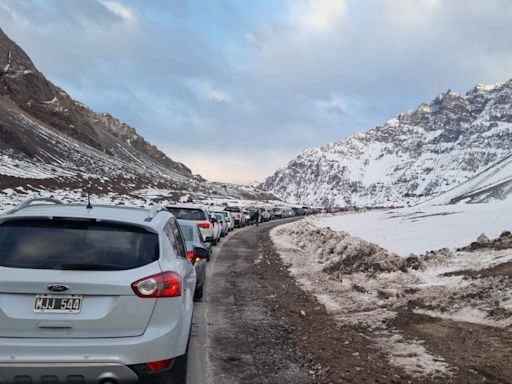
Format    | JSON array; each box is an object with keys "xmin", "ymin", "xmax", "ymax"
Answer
[{"xmin": 34, "ymin": 295, "xmax": 83, "ymax": 313}]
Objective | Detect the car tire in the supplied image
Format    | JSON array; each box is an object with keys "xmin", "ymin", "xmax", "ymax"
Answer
[
  {"xmin": 166, "ymin": 335, "xmax": 189, "ymax": 384},
  {"xmin": 194, "ymin": 284, "xmax": 204, "ymax": 301},
  {"xmin": 212, "ymin": 237, "xmax": 218, "ymax": 246}
]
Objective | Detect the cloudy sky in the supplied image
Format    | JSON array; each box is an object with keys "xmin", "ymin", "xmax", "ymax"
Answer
[{"xmin": 0, "ymin": 0, "xmax": 511, "ymax": 183}]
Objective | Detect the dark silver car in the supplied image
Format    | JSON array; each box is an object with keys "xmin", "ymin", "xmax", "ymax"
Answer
[{"xmin": 177, "ymin": 219, "xmax": 209, "ymax": 301}]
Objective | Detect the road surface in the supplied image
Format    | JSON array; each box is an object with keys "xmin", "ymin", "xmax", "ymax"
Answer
[{"xmin": 187, "ymin": 218, "xmax": 311, "ymax": 384}]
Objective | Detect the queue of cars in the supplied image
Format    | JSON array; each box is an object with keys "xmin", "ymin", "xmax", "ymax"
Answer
[{"xmin": 0, "ymin": 198, "xmax": 315, "ymax": 384}]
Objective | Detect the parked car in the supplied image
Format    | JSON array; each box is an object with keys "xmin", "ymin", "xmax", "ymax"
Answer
[
  {"xmin": 0, "ymin": 198, "xmax": 206, "ymax": 383},
  {"xmin": 177, "ymin": 219, "xmax": 210, "ymax": 300},
  {"xmin": 212, "ymin": 212, "xmax": 229, "ymax": 236},
  {"xmin": 209, "ymin": 213, "xmax": 222, "ymax": 245},
  {"xmin": 217, "ymin": 210, "xmax": 235, "ymax": 231},
  {"xmin": 224, "ymin": 206, "xmax": 246, "ymax": 227},
  {"xmin": 292, "ymin": 207, "xmax": 305, "ymax": 216},
  {"xmin": 259, "ymin": 207, "xmax": 272, "ymax": 222},
  {"xmin": 167, "ymin": 204, "xmax": 214, "ymax": 245},
  {"xmin": 271, "ymin": 207, "xmax": 283, "ymax": 219},
  {"xmin": 242, "ymin": 208, "xmax": 251, "ymax": 225}
]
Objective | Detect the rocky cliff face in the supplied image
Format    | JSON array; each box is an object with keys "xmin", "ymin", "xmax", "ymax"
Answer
[
  {"xmin": 261, "ymin": 81, "xmax": 512, "ymax": 207},
  {"xmin": 0, "ymin": 28, "xmax": 192, "ymax": 174}
]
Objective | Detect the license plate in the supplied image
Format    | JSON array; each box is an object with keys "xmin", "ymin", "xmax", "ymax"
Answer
[{"xmin": 34, "ymin": 295, "xmax": 83, "ymax": 313}]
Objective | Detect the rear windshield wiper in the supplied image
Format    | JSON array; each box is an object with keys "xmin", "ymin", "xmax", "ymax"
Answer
[{"xmin": 52, "ymin": 263, "xmax": 126, "ymax": 271}]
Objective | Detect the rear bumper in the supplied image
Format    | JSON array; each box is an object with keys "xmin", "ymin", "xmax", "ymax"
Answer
[
  {"xmin": 0, "ymin": 299, "xmax": 191, "ymax": 367},
  {"xmin": 0, "ymin": 362, "xmax": 139, "ymax": 383},
  {"xmin": 0, "ymin": 360, "xmax": 183, "ymax": 384}
]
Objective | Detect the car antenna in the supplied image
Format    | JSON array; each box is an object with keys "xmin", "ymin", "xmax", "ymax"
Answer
[{"xmin": 86, "ymin": 184, "xmax": 92, "ymax": 209}]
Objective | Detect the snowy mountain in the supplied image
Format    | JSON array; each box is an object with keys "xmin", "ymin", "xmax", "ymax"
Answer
[
  {"xmin": 424, "ymin": 153, "xmax": 512, "ymax": 205},
  {"xmin": 261, "ymin": 81, "xmax": 512, "ymax": 207},
  {"xmin": 0, "ymin": 28, "xmax": 273, "ymax": 202}
]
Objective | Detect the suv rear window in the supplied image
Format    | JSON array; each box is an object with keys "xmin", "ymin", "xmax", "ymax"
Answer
[
  {"xmin": 180, "ymin": 225, "xmax": 194, "ymax": 242},
  {"xmin": 167, "ymin": 207, "xmax": 207, "ymax": 220},
  {"xmin": 0, "ymin": 219, "xmax": 159, "ymax": 270},
  {"xmin": 224, "ymin": 207, "xmax": 241, "ymax": 213}
]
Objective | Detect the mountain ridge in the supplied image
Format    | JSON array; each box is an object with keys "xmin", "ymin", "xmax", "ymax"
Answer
[{"xmin": 260, "ymin": 80, "xmax": 512, "ymax": 207}]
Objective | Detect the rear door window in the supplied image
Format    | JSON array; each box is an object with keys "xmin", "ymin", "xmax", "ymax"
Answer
[
  {"xmin": 0, "ymin": 219, "xmax": 159, "ymax": 270},
  {"xmin": 169, "ymin": 220, "xmax": 187, "ymax": 259},
  {"xmin": 167, "ymin": 208, "xmax": 206, "ymax": 220},
  {"xmin": 179, "ymin": 224, "xmax": 194, "ymax": 242}
]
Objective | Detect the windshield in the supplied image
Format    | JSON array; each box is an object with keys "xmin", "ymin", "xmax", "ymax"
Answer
[
  {"xmin": 224, "ymin": 207, "xmax": 240, "ymax": 212},
  {"xmin": 0, "ymin": 219, "xmax": 159, "ymax": 270},
  {"xmin": 167, "ymin": 207, "xmax": 207, "ymax": 220}
]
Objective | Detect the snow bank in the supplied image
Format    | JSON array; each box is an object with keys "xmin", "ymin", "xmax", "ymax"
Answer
[
  {"xmin": 271, "ymin": 217, "xmax": 512, "ymax": 377},
  {"xmin": 315, "ymin": 202, "xmax": 512, "ymax": 256}
]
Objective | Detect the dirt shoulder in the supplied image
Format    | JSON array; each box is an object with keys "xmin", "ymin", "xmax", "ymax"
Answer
[
  {"xmin": 255, "ymin": 230, "xmax": 415, "ymax": 384},
  {"xmin": 269, "ymin": 219, "xmax": 512, "ymax": 384},
  {"xmin": 393, "ymin": 310, "xmax": 512, "ymax": 383}
]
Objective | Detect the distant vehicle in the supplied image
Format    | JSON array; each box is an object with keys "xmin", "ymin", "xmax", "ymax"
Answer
[
  {"xmin": 167, "ymin": 204, "xmax": 214, "ymax": 244},
  {"xmin": 260, "ymin": 207, "xmax": 272, "ymax": 222},
  {"xmin": 212, "ymin": 212, "xmax": 229, "ymax": 236},
  {"xmin": 272, "ymin": 207, "xmax": 283, "ymax": 219},
  {"xmin": 282, "ymin": 208, "xmax": 294, "ymax": 217},
  {"xmin": 224, "ymin": 211, "xmax": 235, "ymax": 231},
  {"xmin": 224, "ymin": 206, "xmax": 246, "ymax": 227},
  {"xmin": 292, "ymin": 207, "xmax": 305, "ymax": 216},
  {"xmin": 0, "ymin": 198, "xmax": 206, "ymax": 383},
  {"xmin": 242, "ymin": 208, "xmax": 251, "ymax": 225},
  {"xmin": 209, "ymin": 213, "xmax": 222, "ymax": 245},
  {"xmin": 177, "ymin": 219, "xmax": 210, "ymax": 300}
]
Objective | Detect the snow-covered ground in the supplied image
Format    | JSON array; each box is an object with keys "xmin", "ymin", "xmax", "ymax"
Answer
[
  {"xmin": 0, "ymin": 189, "xmax": 151, "ymax": 213},
  {"xmin": 314, "ymin": 202, "xmax": 512, "ymax": 256},
  {"xmin": 0, "ymin": 187, "xmax": 285, "ymax": 214},
  {"xmin": 271, "ymin": 202, "xmax": 512, "ymax": 378}
]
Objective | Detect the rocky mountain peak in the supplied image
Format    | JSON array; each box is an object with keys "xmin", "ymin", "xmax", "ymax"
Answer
[
  {"xmin": 261, "ymin": 79, "xmax": 512, "ymax": 207},
  {"xmin": 0, "ymin": 27, "xmax": 192, "ymax": 176}
]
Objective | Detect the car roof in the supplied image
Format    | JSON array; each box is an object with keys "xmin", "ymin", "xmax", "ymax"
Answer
[
  {"xmin": 167, "ymin": 204, "xmax": 208, "ymax": 211},
  {"xmin": 0, "ymin": 204, "xmax": 172, "ymax": 232}
]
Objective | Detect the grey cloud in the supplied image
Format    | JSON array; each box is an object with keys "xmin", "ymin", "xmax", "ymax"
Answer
[{"xmin": 0, "ymin": 0, "xmax": 511, "ymax": 183}]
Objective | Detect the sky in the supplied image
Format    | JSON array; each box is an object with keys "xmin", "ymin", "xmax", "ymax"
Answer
[{"xmin": 0, "ymin": 0, "xmax": 511, "ymax": 184}]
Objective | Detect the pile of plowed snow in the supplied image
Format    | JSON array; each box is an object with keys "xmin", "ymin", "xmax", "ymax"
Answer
[
  {"xmin": 279, "ymin": 221, "xmax": 416, "ymax": 276},
  {"xmin": 272, "ymin": 218, "xmax": 512, "ymax": 377}
]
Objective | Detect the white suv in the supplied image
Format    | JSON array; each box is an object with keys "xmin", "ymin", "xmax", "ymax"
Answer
[
  {"xmin": 166, "ymin": 204, "xmax": 214, "ymax": 244},
  {"xmin": 0, "ymin": 198, "xmax": 205, "ymax": 383}
]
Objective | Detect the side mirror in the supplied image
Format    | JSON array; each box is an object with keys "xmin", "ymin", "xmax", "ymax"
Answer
[
  {"xmin": 194, "ymin": 247, "xmax": 209, "ymax": 260},
  {"xmin": 205, "ymin": 236, "xmax": 213, "ymax": 243}
]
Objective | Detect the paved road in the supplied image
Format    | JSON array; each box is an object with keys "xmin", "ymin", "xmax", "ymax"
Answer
[{"xmin": 187, "ymin": 219, "xmax": 310, "ymax": 384}]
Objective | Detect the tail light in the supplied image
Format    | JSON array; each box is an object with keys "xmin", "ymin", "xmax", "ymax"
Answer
[
  {"xmin": 146, "ymin": 358, "xmax": 173, "ymax": 372},
  {"xmin": 198, "ymin": 222, "xmax": 210, "ymax": 228},
  {"xmin": 132, "ymin": 272, "xmax": 181, "ymax": 298},
  {"xmin": 186, "ymin": 251, "xmax": 193, "ymax": 261}
]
